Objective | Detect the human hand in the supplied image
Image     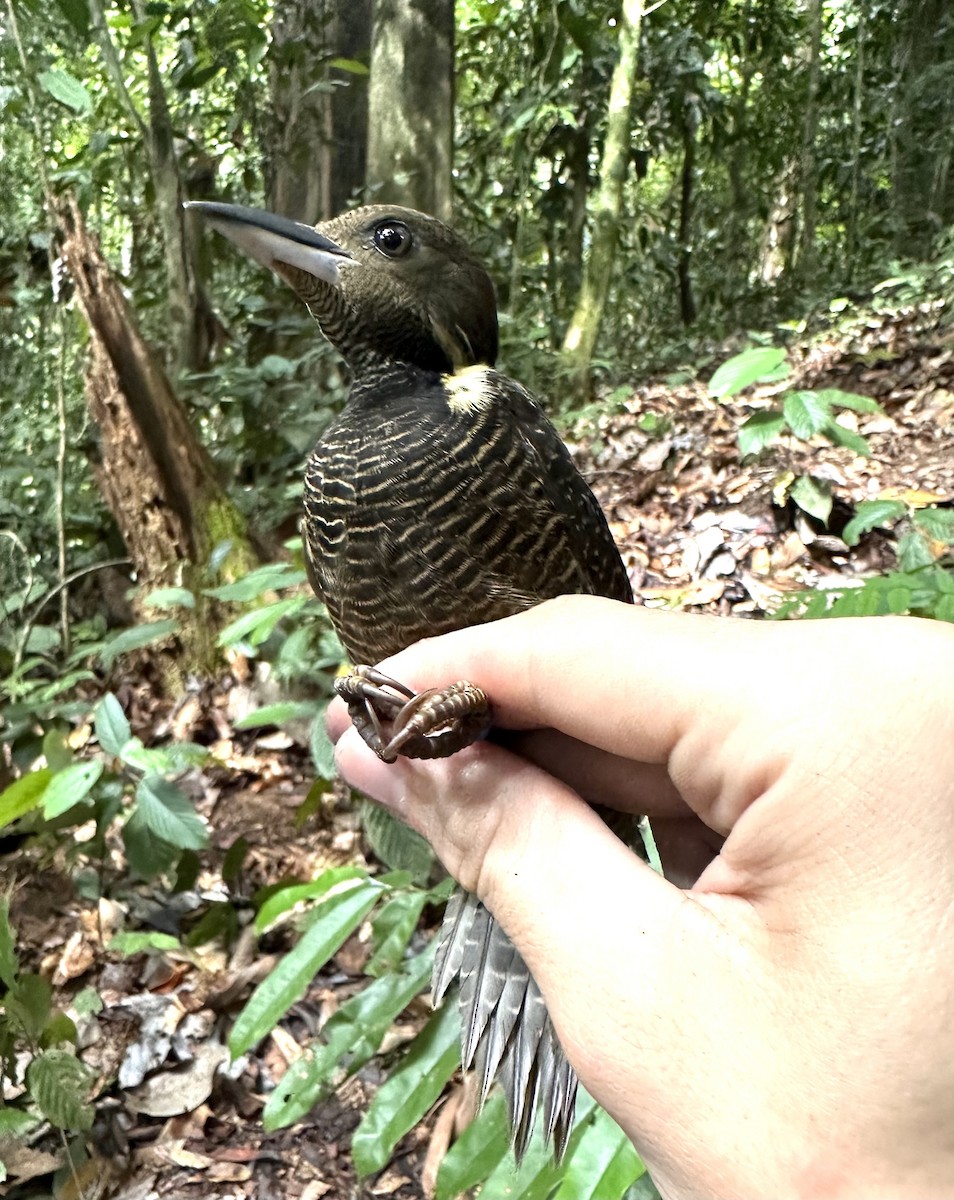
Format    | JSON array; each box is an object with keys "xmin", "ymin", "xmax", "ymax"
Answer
[{"xmin": 328, "ymin": 596, "xmax": 954, "ymax": 1200}]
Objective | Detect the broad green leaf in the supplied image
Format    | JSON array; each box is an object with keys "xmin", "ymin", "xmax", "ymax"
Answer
[
  {"xmin": 352, "ymin": 999, "xmax": 461, "ymax": 1176},
  {"xmin": 366, "ymin": 891, "xmax": 428, "ymax": 976},
  {"xmin": 708, "ymin": 347, "xmax": 787, "ymax": 398},
  {"xmin": 913, "ymin": 506, "xmax": 954, "ymax": 544},
  {"xmin": 108, "ymin": 931, "xmax": 182, "ymax": 955},
  {"xmin": 37, "ymin": 69, "xmax": 92, "ymax": 114},
  {"xmin": 436, "ymin": 1092, "xmax": 510, "ymax": 1199},
  {"xmin": 204, "ymin": 563, "xmax": 308, "ymax": 601},
  {"xmin": 782, "ymin": 390, "xmax": 831, "ymax": 440},
  {"xmin": 122, "ymin": 808, "xmax": 180, "ymax": 878},
  {"xmin": 232, "ymin": 881, "xmax": 382, "ymax": 1056},
  {"xmin": 263, "ymin": 947, "xmax": 434, "ymax": 1130},
  {"xmin": 822, "ymin": 420, "xmax": 870, "ymax": 457},
  {"xmin": 790, "ymin": 474, "xmax": 832, "ymax": 524},
  {"xmin": 842, "ymin": 500, "xmax": 907, "ymax": 546},
  {"xmin": 26, "ymin": 1049, "xmax": 94, "ymax": 1130},
  {"xmin": 309, "ymin": 707, "xmax": 337, "ymax": 780},
  {"xmin": 120, "ymin": 740, "xmax": 209, "ymax": 773},
  {"xmin": 217, "ymin": 596, "xmax": 308, "ymax": 647},
  {"xmin": 255, "ymin": 866, "xmax": 370, "ymax": 932},
  {"xmin": 6, "ymin": 973, "xmax": 52, "ymax": 1041},
  {"xmin": 42, "ymin": 760, "xmax": 103, "ymax": 818},
  {"xmin": 815, "ymin": 388, "xmax": 884, "ymax": 416},
  {"xmin": 0, "ymin": 769, "xmax": 52, "ymax": 829},
  {"xmin": 235, "ymin": 701, "xmax": 318, "ymax": 729},
  {"xmin": 479, "ymin": 1091, "xmax": 599, "ymax": 1199},
  {"xmin": 0, "ymin": 895, "xmax": 18, "ymax": 988},
  {"xmin": 0, "ymin": 1107, "xmax": 38, "ymax": 1138},
  {"xmin": 553, "ymin": 1106, "xmax": 644, "ymax": 1198},
  {"xmin": 737, "ymin": 410, "xmax": 786, "ymax": 457},
  {"xmin": 135, "ymin": 776, "xmax": 208, "ymax": 850},
  {"xmin": 143, "ymin": 586, "xmax": 196, "ymax": 610},
  {"xmin": 100, "ymin": 620, "xmax": 178, "ymax": 668},
  {"xmin": 40, "ymin": 1012, "xmax": 78, "ymax": 1049},
  {"xmin": 897, "ymin": 530, "xmax": 936, "ymax": 572},
  {"xmin": 361, "ymin": 799, "xmax": 434, "ymax": 883},
  {"xmin": 54, "ymin": 0, "xmax": 91, "ymax": 38},
  {"xmin": 42, "ymin": 728, "xmax": 72, "ymax": 772},
  {"xmin": 95, "ymin": 693, "xmax": 131, "ymax": 755},
  {"xmin": 935, "ymin": 593, "xmax": 954, "ymax": 623}
]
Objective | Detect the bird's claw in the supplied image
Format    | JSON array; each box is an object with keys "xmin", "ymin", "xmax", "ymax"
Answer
[{"xmin": 335, "ymin": 666, "xmax": 492, "ymax": 762}]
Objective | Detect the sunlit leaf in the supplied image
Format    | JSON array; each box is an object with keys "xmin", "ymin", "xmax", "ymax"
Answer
[
  {"xmin": 232, "ymin": 881, "xmax": 382, "ymax": 1056},
  {"xmin": 708, "ymin": 347, "xmax": 787, "ymax": 398},
  {"xmin": 352, "ymin": 1000, "xmax": 461, "ymax": 1176}
]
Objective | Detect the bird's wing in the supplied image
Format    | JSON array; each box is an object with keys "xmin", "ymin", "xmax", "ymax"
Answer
[{"xmin": 493, "ymin": 373, "xmax": 634, "ymax": 604}]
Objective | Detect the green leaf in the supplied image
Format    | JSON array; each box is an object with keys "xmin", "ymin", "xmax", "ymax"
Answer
[
  {"xmin": 37, "ymin": 69, "xmax": 92, "ymax": 115},
  {"xmin": 897, "ymin": 530, "xmax": 936, "ymax": 572},
  {"xmin": 436, "ymin": 1093, "xmax": 510, "ymax": 1199},
  {"xmin": 913, "ymin": 506, "xmax": 954, "ymax": 545},
  {"xmin": 737, "ymin": 410, "xmax": 786, "ymax": 456},
  {"xmin": 204, "ymin": 563, "xmax": 308, "ymax": 601},
  {"xmin": 361, "ymin": 799, "xmax": 434, "ymax": 883},
  {"xmin": 142, "ymin": 586, "xmax": 196, "ymax": 610},
  {"xmin": 553, "ymin": 1105, "xmax": 645, "ymax": 1198},
  {"xmin": 235, "ymin": 701, "xmax": 319, "ymax": 730},
  {"xmin": 135, "ymin": 775, "xmax": 208, "ymax": 850},
  {"xmin": 708, "ymin": 347, "xmax": 787, "ymax": 398},
  {"xmin": 0, "ymin": 1107, "xmax": 39, "ymax": 1138},
  {"xmin": 0, "ymin": 895, "xmax": 19, "ymax": 988},
  {"xmin": 122, "ymin": 809, "xmax": 180, "ymax": 878},
  {"xmin": 54, "ymin": 0, "xmax": 91, "ymax": 38},
  {"xmin": 6, "ymin": 973, "xmax": 52, "ymax": 1040},
  {"xmin": 95, "ymin": 693, "xmax": 132, "ymax": 755},
  {"xmin": 329, "ymin": 56, "xmax": 369, "ymax": 74},
  {"xmin": 263, "ymin": 947, "xmax": 434, "ymax": 1130},
  {"xmin": 310, "ymin": 707, "xmax": 337, "ymax": 780},
  {"xmin": 255, "ymin": 866, "xmax": 370, "ymax": 932},
  {"xmin": 782, "ymin": 390, "xmax": 831, "ymax": 440},
  {"xmin": 822, "ymin": 420, "xmax": 871, "ymax": 457},
  {"xmin": 107, "ymin": 931, "xmax": 182, "ymax": 955},
  {"xmin": 99, "ymin": 620, "xmax": 178, "ymax": 668},
  {"xmin": 40, "ymin": 1012, "xmax": 78, "ymax": 1049},
  {"xmin": 814, "ymin": 388, "xmax": 884, "ymax": 416},
  {"xmin": 217, "ymin": 596, "xmax": 308, "ymax": 648},
  {"xmin": 0, "ymin": 769, "xmax": 52, "ymax": 829},
  {"xmin": 842, "ymin": 500, "xmax": 907, "ymax": 546},
  {"xmin": 352, "ymin": 999, "xmax": 461, "ymax": 1176},
  {"xmin": 43, "ymin": 728, "xmax": 72, "ymax": 772},
  {"xmin": 231, "ymin": 880, "xmax": 382, "ymax": 1057},
  {"xmin": 366, "ymin": 891, "xmax": 428, "ymax": 976},
  {"xmin": 26, "ymin": 1049, "xmax": 94, "ymax": 1130},
  {"xmin": 790, "ymin": 475, "xmax": 833, "ymax": 524},
  {"xmin": 42, "ymin": 760, "xmax": 103, "ymax": 818}
]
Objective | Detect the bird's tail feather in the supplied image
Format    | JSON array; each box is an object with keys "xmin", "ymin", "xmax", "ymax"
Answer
[{"xmin": 432, "ymin": 888, "xmax": 578, "ymax": 1160}]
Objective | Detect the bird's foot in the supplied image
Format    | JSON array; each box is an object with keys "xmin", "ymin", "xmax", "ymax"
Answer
[{"xmin": 335, "ymin": 666, "xmax": 492, "ymax": 763}]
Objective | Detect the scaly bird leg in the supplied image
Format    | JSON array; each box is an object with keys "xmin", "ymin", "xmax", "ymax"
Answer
[{"xmin": 335, "ymin": 666, "xmax": 492, "ymax": 763}]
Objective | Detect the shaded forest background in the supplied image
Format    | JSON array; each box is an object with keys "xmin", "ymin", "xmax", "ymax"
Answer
[{"xmin": 1, "ymin": 1, "xmax": 953, "ymax": 1197}]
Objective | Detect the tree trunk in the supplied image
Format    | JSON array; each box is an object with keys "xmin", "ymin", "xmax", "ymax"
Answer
[
  {"xmin": 677, "ymin": 111, "xmax": 698, "ymax": 327},
  {"xmin": 366, "ymin": 0, "xmax": 454, "ymax": 219},
  {"xmin": 59, "ymin": 198, "xmax": 260, "ymax": 670},
  {"xmin": 891, "ymin": 0, "xmax": 954, "ymax": 257},
  {"xmin": 268, "ymin": 0, "xmax": 371, "ymax": 223},
  {"xmin": 796, "ymin": 0, "xmax": 822, "ymax": 278},
  {"xmin": 560, "ymin": 0, "xmax": 644, "ymax": 398}
]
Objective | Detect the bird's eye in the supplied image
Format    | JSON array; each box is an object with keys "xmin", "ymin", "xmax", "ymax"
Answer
[{"xmin": 372, "ymin": 222, "xmax": 411, "ymax": 258}]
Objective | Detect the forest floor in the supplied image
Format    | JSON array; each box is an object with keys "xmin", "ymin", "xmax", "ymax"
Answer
[{"xmin": 4, "ymin": 302, "xmax": 954, "ymax": 1200}]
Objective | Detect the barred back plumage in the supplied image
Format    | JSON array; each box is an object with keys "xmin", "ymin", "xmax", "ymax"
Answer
[{"xmin": 189, "ymin": 199, "xmax": 633, "ymax": 1161}]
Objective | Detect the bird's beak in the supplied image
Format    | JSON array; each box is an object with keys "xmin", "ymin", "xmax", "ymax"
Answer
[{"xmin": 184, "ymin": 201, "xmax": 352, "ymax": 286}]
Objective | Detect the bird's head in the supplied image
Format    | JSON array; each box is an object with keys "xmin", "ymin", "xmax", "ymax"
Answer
[{"xmin": 186, "ymin": 201, "xmax": 499, "ymax": 374}]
